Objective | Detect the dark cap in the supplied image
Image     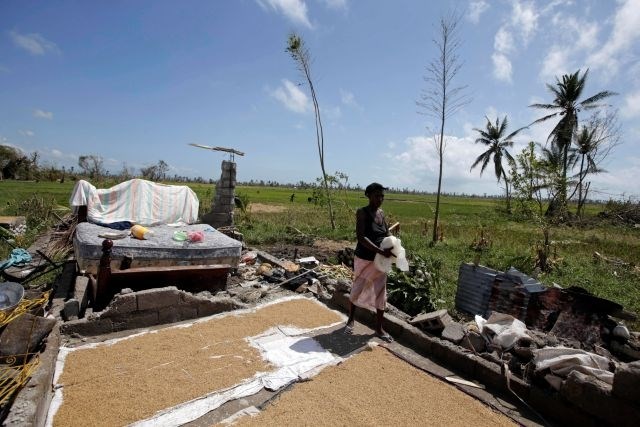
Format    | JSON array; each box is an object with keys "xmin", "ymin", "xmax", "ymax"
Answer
[{"xmin": 365, "ymin": 182, "xmax": 388, "ymax": 196}]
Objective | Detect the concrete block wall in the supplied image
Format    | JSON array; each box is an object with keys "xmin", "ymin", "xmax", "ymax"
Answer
[
  {"xmin": 61, "ymin": 286, "xmax": 247, "ymax": 336},
  {"xmin": 202, "ymin": 160, "xmax": 237, "ymax": 228}
]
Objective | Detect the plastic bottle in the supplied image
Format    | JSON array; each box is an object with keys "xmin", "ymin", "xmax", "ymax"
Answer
[{"xmin": 130, "ymin": 225, "xmax": 153, "ymax": 240}]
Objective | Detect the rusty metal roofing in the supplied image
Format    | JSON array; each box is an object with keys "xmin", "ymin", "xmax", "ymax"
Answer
[{"xmin": 455, "ymin": 263, "xmax": 499, "ymax": 316}]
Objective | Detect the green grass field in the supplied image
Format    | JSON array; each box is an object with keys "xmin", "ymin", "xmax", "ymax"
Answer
[{"xmin": 1, "ymin": 179, "xmax": 638, "ymax": 320}]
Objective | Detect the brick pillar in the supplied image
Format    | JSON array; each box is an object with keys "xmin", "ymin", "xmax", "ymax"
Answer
[{"xmin": 202, "ymin": 160, "xmax": 236, "ymax": 228}]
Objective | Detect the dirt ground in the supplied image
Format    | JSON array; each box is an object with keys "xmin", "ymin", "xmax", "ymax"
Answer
[{"xmin": 253, "ymin": 238, "xmax": 353, "ymax": 264}]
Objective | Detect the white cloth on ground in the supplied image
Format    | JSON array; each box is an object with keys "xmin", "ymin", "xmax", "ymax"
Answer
[
  {"xmin": 533, "ymin": 346, "xmax": 614, "ymax": 387},
  {"xmin": 475, "ymin": 312, "xmax": 529, "ymax": 350}
]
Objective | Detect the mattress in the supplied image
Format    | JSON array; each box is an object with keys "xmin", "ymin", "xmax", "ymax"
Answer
[{"xmin": 73, "ymin": 222, "xmax": 242, "ymax": 274}]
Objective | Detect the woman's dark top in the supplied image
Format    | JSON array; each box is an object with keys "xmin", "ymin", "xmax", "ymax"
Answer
[{"xmin": 354, "ymin": 206, "xmax": 388, "ymax": 261}]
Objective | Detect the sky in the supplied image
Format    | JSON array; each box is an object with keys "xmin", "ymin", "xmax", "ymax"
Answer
[{"xmin": 1, "ymin": 0, "xmax": 639, "ymax": 200}]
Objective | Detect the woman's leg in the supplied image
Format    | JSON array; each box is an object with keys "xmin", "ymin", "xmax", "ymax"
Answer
[
  {"xmin": 347, "ymin": 301, "xmax": 356, "ymax": 327},
  {"xmin": 375, "ymin": 309, "xmax": 384, "ymax": 334}
]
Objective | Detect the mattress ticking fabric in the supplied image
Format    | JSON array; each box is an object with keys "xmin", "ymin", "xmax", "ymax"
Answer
[{"xmin": 73, "ymin": 222, "xmax": 241, "ymax": 274}]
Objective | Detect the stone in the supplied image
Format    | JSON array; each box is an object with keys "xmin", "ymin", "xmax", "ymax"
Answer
[
  {"xmin": 73, "ymin": 275, "xmax": 90, "ymax": 317},
  {"xmin": 62, "ymin": 298, "xmax": 80, "ymax": 321},
  {"xmin": 561, "ymin": 370, "xmax": 640, "ymax": 426},
  {"xmin": 512, "ymin": 345, "xmax": 534, "ymax": 361},
  {"xmin": 613, "ymin": 360, "xmax": 640, "ymax": 403},
  {"xmin": 101, "ymin": 292, "xmax": 137, "ymax": 317},
  {"xmin": 560, "ymin": 370, "xmax": 611, "ymax": 412},
  {"xmin": 197, "ymin": 297, "xmax": 246, "ymax": 317},
  {"xmin": 441, "ymin": 322, "xmax": 465, "ymax": 344},
  {"xmin": 0, "ymin": 313, "xmax": 56, "ymax": 357},
  {"xmin": 2, "ymin": 325, "xmax": 60, "ymax": 427},
  {"xmin": 239, "ymin": 289, "xmax": 262, "ymax": 303},
  {"xmin": 336, "ymin": 278, "xmax": 351, "ymax": 293},
  {"xmin": 61, "ymin": 318, "xmax": 113, "ymax": 336},
  {"xmin": 611, "ymin": 340, "xmax": 640, "ymax": 360},
  {"xmin": 461, "ymin": 331, "xmax": 486, "ymax": 353},
  {"xmin": 136, "ymin": 287, "xmax": 180, "ymax": 311},
  {"xmin": 117, "ymin": 311, "xmax": 159, "ymax": 330}
]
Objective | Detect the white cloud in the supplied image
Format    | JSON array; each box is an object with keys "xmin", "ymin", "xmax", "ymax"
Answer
[
  {"xmin": 467, "ymin": 0, "xmax": 489, "ymax": 24},
  {"xmin": 340, "ymin": 89, "xmax": 360, "ymax": 108},
  {"xmin": 257, "ymin": 0, "xmax": 313, "ymax": 28},
  {"xmin": 590, "ymin": 156, "xmax": 640, "ymax": 200},
  {"xmin": 511, "ymin": 0, "xmax": 539, "ymax": 45},
  {"xmin": 18, "ymin": 129, "xmax": 35, "ymax": 137},
  {"xmin": 269, "ymin": 79, "xmax": 310, "ymax": 113},
  {"xmin": 540, "ymin": 47, "xmax": 571, "ymax": 81},
  {"xmin": 490, "ymin": 1, "xmax": 539, "ymax": 83},
  {"xmin": 9, "ymin": 31, "xmax": 59, "ymax": 55},
  {"xmin": 494, "ymin": 27, "xmax": 514, "ymax": 54},
  {"xmin": 492, "ymin": 53, "xmax": 512, "ymax": 83},
  {"xmin": 622, "ymin": 89, "xmax": 640, "ymax": 119},
  {"xmin": 383, "ymin": 133, "xmax": 508, "ymax": 195},
  {"xmin": 33, "ymin": 109, "xmax": 53, "ymax": 120},
  {"xmin": 587, "ymin": 0, "xmax": 640, "ymax": 79}
]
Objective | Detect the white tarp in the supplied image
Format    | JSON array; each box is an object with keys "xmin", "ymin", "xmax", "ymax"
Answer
[{"xmin": 131, "ymin": 327, "xmax": 339, "ymax": 426}]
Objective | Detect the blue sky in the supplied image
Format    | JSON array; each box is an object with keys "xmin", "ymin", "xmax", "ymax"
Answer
[{"xmin": 1, "ymin": 0, "xmax": 639, "ymax": 199}]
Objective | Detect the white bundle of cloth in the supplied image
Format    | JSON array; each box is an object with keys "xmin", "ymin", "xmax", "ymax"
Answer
[
  {"xmin": 374, "ymin": 236, "xmax": 409, "ymax": 273},
  {"xmin": 533, "ymin": 346, "xmax": 614, "ymax": 389},
  {"xmin": 475, "ymin": 312, "xmax": 529, "ymax": 350},
  {"xmin": 69, "ymin": 178, "xmax": 199, "ymax": 226}
]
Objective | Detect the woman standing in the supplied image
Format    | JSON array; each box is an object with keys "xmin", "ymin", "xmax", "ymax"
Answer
[{"xmin": 345, "ymin": 182, "xmax": 394, "ymax": 342}]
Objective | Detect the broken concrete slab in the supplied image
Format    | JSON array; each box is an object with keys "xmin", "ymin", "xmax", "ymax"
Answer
[
  {"xmin": 62, "ymin": 298, "xmax": 80, "ymax": 321},
  {"xmin": 136, "ymin": 286, "xmax": 180, "ymax": 311},
  {"xmin": 561, "ymin": 370, "xmax": 640, "ymax": 426},
  {"xmin": 0, "ymin": 313, "xmax": 56, "ymax": 358},
  {"xmin": 462, "ymin": 331, "xmax": 486, "ymax": 353},
  {"xmin": 442, "ymin": 322, "xmax": 465, "ymax": 344},
  {"xmin": 2, "ymin": 324, "xmax": 60, "ymax": 426},
  {"xmin": 73, "ymin": 275, "xmax": 90, "ymax": 317},
  {"xmin": 410, "ymin": 309, "xmax": 452, "ymax": 332},
  {"xmin": 613, "ymin": 360, "xmax": 640, "ymax": 403}
]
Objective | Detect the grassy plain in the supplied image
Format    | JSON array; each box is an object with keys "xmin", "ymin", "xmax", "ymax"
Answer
[{"xmin": 1, "ymin": 180, "xmax": 638, "ymax": 318}]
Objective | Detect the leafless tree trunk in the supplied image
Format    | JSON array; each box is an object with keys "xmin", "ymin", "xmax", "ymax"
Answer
[
  {"xmin": 417, "ymin": 11, "xmax": 470, "ymax": 243},
  {"xmin": 287, "ymin": 33, "xmax": 335, "ymax": 230}
]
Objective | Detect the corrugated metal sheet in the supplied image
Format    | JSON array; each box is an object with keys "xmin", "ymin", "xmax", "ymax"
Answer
[
  {"xmin": 455, "ymin": 263, "xmax": 499, "ymax": 316},
  {"xmin": 488, "ymin": 268, "xmax": 546, "ymax": 321}
]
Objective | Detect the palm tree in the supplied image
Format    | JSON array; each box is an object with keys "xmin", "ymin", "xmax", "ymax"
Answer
[
  {"xmin": 471, "ymin": 116, "xmax": 527, "ymax": 212},
  {"xmin": 529, "ymin": 69, "xmax": 616, "ymax": 214}
]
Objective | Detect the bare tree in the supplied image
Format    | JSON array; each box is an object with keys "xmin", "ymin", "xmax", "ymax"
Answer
[
  {"xmin": 417, "ymin": 11, "xmax": 470, "ymax": 243},
  {"xmin": 568, "ymin": 109, "xmax": 621, "ymax": 217},
  {"xmin": 286, "ymin": 33, "xmax": 336, "ymax": 230},
  {"xmin": 78, "ymin": 155, "xmax": 105, "ymax": 180}
]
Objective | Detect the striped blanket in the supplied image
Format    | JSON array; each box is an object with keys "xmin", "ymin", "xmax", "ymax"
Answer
[{"xmin": 69, "ymin": 179, "xmax": 199, "ymax": 226}]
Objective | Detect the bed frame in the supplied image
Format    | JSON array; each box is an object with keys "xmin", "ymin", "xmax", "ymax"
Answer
[{"xmin": 94, "ymin": 239, "xmax": 230, "ymax": 310}]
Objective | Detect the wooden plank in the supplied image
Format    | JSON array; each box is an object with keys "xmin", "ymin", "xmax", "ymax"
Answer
[{"xmin": 0, "ymin": 216, "xmax": 26, "ymax": 227}]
